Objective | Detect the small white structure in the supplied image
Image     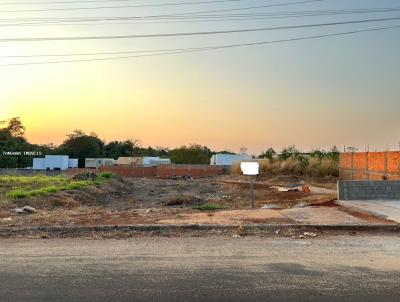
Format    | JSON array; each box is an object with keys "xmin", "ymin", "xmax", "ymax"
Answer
[
  {"xmin": 116, "ymin": 157, "xmax": 139, "ymax": 165},
  {"xmin": 68, "ymin": 158, "xmax": 79, "ymax": 168},
  {"xmin": 210, "ymin": 154, "xmax": 252, "ymax": 166},
  {"xmin": 143, "ymin": 157, "xmax": 162, "ymax": 166},
  {"xmin": 44, "ymin": 155, "xmax": 69, "ymax": 170},
  {"xmin": 148, "ymin": 158, "xmax": 171, "ymax": 166},
  {"xmin": 32, "ymin": 155, "xmax": 77, "ymax": 170},
  {"xmin": 85, "ymin": 158, "xmax": 115, "ymax": 169},
  {"xmin": 32, "ymin": 158, "xmax": 45, "ymax": 170},
  {"xmin": 143, "ymin": 157, "xmax": 171, "ymax": 166}
]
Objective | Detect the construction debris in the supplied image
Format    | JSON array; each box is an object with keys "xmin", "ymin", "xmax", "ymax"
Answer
[
  {"xmin": 292, "ymin": 232, "xmax": 318, "ymax": 239},
  {"xmin": 261, "ymin": 204, "xmax": 281, "ymax": 209},
  {"xmin": 303, "ymin": 232, "xmax": 318, "ymax": 237},
  {"xmin": 271, "ymin": 184, "xmax": 310, "ymax": 193},
  {"xmin": 13, "ymin": 206, "xmax": 37, "ymax": 214}
]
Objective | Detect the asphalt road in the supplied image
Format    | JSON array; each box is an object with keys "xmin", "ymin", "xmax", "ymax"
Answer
[{"xmin": 0, "ymin": 235, "xmax": 399, "ymax": 302}]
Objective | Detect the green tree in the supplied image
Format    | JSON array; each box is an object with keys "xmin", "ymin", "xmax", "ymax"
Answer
[
  {"xmin": 104, "ymin": 139, "xmax": 140, "ymax": 159},
  {"xmin": 310, "ymin": 149, "xmax": 326, "ymax": 159},
  {"xmin": 259, "ymin": 148, "xmax": 276, "ymax": 159},
  {"xmin": 0, "ymin": 117, "xmax": 32, "ymax": 168},
  {"xmin": 279, "ymin": 145, "xmax": 300, "ymax": 160},
  {"xmin": 327, "ymin": 145, "xmax": 340, "ymax": 162},
  {"xmin": 59, "ymin": 130, "xmax": 105, "ymax": 167},
  {"xmin": 170, "ymin": 144, "xmax": 210, "ymax": 164}
]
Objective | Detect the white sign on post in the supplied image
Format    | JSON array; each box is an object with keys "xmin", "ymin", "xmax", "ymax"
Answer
[
  {"xmin": 240, "ymin": 162, "xmax": 259, "ymax": 176},
  {"xmin": 240, "ymin": 162, "xmax": 259, "ymax": 208}
]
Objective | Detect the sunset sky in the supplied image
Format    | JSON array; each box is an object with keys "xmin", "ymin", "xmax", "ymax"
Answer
[{"xmin": 1, "ymin": 0, "xmax": 399, "ymax": 154}]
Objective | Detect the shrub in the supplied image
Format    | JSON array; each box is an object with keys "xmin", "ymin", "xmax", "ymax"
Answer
[
  {"xmin": 98, "ymin": 171, "xmax": 114, "ymax": 179},
  {"xmin": 231, "ymin": 157, "xmax": 338, "ymax": 177},
  {"xmin": 279, "ymin": 145, "xmax": 300, "ymax": 160},
  {"xmin": 192, "ymin": 204, "xmax": 223, "ymax": 211},
  {"xmin": 304, "ymin": 158, "xmax": 339, "ymax": 177},
  {"xmin": 165, "ymin": 195, "xmax": 196, "ymax": 206},
  {"xmin": 164, "ymin": 195, "xmax": 200, "ymax": 206}
]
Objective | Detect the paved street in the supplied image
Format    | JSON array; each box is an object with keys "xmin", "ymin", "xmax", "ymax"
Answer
[{"xmin": 0, "ymin": 235, "xmax": 399, "ymax": 301}]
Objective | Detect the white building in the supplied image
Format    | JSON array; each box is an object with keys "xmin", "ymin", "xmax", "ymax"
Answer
[
  {"xmin": 32, "ymin": 158, "xmax": 46, "ymax": 170},
  {"xmin": 32, "ymin": 155, "xmax": 77, "ymax": 171},
  {"xmin": 68, "ymin": 158, "xmax": 79, "ymax": 168},
  {"xmin": 85, "ymin": 158, "xmax": 116, "ymax": 169},
  {"xmin": 210, "ymin": 154, "xmax": 252, "ymax": 166},
  {"xmin": 146, "ymin": 157, "xmax": 171, "ymax": 166}
]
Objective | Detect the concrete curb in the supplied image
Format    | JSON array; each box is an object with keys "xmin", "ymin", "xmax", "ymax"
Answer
[{"xmin": 0, "ymin": 224, "xmax": 399, "ymax": 238}]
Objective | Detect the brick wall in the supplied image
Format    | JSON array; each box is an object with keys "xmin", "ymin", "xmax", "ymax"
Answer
[
  {"xmin": 100, "ymin": 165, "xmax": 224, "ymax": 179},
  {"xmin": 156, "ymin": 165, "xmax": 223, "ymax": 179},
  {"xmin": 0, "ymin": 165, "xmax": 224, "ymax": 179},
  {"xmin": 338, "ymin": 180, "xmax": 400, "ymax": 200},
  {"xmin": 339, "ymin": 152, "xmax": 400, "ymax": 181}
]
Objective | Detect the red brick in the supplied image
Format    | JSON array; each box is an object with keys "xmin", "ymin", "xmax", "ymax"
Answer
[
  {"xmin": 353, "ymin": 153, "xmax": 367, "ymax": 170},
  {"xmin": 387, "ymin": 152, "xmax": 400, "ymax": 174},
  {"xmin": 368, "ymin": 152, "xmax": 386, "ymax": 171},
  {"xmin": 339, "ymin": 153, "xmax": 353, "ymax": 169}
]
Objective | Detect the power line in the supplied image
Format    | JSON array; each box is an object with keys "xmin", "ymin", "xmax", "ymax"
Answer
[
  {"xmin": 0, "ymin": 16, "xmax": 399, "ymax": 42},
  {"xmin": 2, "ymin": 7, "xmax": 400, "ymax": 26},
  {"xmin": 2, "ymin": 0, "xmax": 246, "ymax": 10},
  {"xmin": 0, "ymin": 0, "xmax": 320, "ymax": 13},
  {"xmin": 1, "ymin": 25, "xmax": 399, "ymax": 66},
  {"xmin": 0, "ymin": 1, "xmax": 326, "ymax": 23},
  {"xmin": 0, "ymin": 0, "xmax": 219, "ymax": 5}
]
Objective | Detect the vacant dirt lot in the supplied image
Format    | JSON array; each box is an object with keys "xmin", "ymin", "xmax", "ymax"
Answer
[{"xmin": 0, "ymin": 174, "xmax": 347, "ymax": 227}]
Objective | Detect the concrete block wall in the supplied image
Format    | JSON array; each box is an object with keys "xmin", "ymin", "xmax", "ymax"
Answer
[
  {"xmin": 339, "ymin": 151, "xmax": 400, "ymax": 180},
  {"xmin": 338, "ymin": 180, "xmax": 400, "ymax": 200}
]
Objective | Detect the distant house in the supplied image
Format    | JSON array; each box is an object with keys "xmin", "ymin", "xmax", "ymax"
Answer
[
  {"xmin": 146, "ymin": 158, "xmax": 171, "ymax": 166},
  {"xmin": 32, "ymin": 155, "xmax": 78, "ymax": 171},
  {"xmin": 68, "ymin": 158, "xmax": 79, "ymax": 168},
  {"xmin": 116, "ymin": 156, "xmax": 171, "ymax": 166},
  {"xmin": 85, "ymin": 158, "xmax": 116, "ymax": 169},
  {"xmin": 210, "ymin": 154, "xmax": 252, "ymax": 166},
  {"xmin": 116, "ymin": 157, "xmax": 141, "ymax": 166}
]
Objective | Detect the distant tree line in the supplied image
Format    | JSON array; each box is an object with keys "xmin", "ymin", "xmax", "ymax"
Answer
[
  {"xmin": 259, "ymin": 145, "xmax": 340, "ymax": 161},
  {"xmin": 0, "ymin": 118, "xmax": 235, "ymax": 168},
  {"xmin": 0, "ymin": 117, "xmax": 340, "ymax": 168}
]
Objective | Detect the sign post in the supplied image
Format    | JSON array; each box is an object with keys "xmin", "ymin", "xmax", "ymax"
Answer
[{"xmin": 240, "ymin": 162, "xmax": 260, "ymax": 208}]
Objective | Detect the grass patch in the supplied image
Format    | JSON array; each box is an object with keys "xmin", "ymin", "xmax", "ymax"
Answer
[
  {"xmin": 7, "ymin": 189, "xmax": 29, "ymax": 199},
  {"xmin": 64, "ymin": 181, "xmax": 90, "ymax": 190},
  {"xmin": 192, "ymin": 204, "xmax": 223, "ymax": 211},
  {"xmin": 3, "ymin": 174, "xmax": 114, "ymax": 199},
  {"xmin": 98, "ymin": 171, "xmax": 115, "ymax": 179},
  {"xmin": 0, "ymin": 175, "xmax": 67, "ymax": 185},
  {"xmin": 29, "ymin": 186, "xmax": 59, "ymax": 196},
  {"xmin": 7, "ymin": 186, "xmax": 60, "ymax": 198}
]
